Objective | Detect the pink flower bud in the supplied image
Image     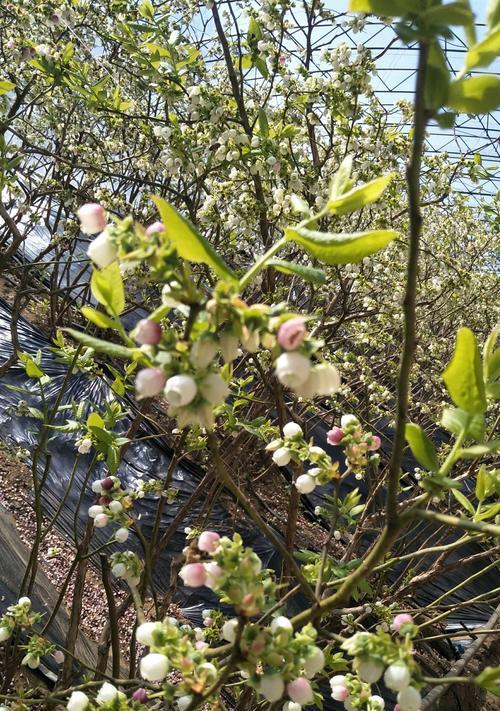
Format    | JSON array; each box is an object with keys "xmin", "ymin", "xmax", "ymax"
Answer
[
  {"xmin": 369, "ymin": 435, "xmax": 381, "ymax": 451},
  {"xmin": 179, "ymin": 563, "xmax": 207, "ymax": 587},
  {"xmin": 94, "ymin": 513, "xmax": 109, "ymax": 528},
  {"xmin": 77, "ymin": 203, "xmax": 107, "ymax": 234},
  {"xmin": 204, "ymin": 562, "xmax": 223, "ymax": 589},
  {"xmin": 327, "ymin": 426, "xmax": 345, "ymax": 445},
  {"xmin": 391, "ymin": 613, "xmax": 414, "ymax": 632},
  {"xmin": 134, "ymin": 319, "xmax": 162, "ymax": 345},
  {"xmin": 53, "ymin": 650, "xmax": 64, "ymax": 664},
  {"xmin": 203, "ymin": 616, "xmax": 213, "ymax": 627},
  {"xmin": 98, "ymin": 495, "xmax": 111, "ymax": 506},
  {"xmin": 287, "ymin": 678, "xmax": 314, "ymax": 706},
  {"xmin": 135, "ymin": 368, "xmax": 166, "ymax": 399},
  {"xmin": 145, "ymin": 221, "xmax": 166, "ymax": 236},
  {"xmin": 101, "ymin": 477, "xmax": 114, "ymax": 490},
  {"xmin": 198, "ymin": 531, "xmax": 220, "ymax": 553},
  {"xmin": 331, "ymin": 685, "xmax": 349, "ymax": 702},
  {"xmin": 132, "ymin": 688, "xmax": 148, "ymax": 703},
  {"xmin": 277, "ymin": 317, "xmax": 307, "ymax": 351}
]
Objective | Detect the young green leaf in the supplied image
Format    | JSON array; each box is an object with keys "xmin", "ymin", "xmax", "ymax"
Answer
[
  {"xmin": 447, "ymin": 75, "xmax": 500, "ymax": 114},
  {"xmin": 152, "ymin": 196, "xmax": 236, "ymax": 281},
  {"xmin": 0, "ymin": 79, "xmax": 16, "ymax": 95},
  {"xmin": 90, "ymin": 262, "xmax": 125, "ymax": 317},
  {"xmin": 465, "ymin": 27, "xmax": 500, "ymax": 71},
  {"xmin": 425, "ymin": 41, "xmax": 450, "ymax": 111},
  {"xmin": 487, "ymin": 0, "xmax": 500, "ymax": 29},
  {"xmin": 441, "ymin": 407, "xmax": 484, "ymax": 440},
  {"xmin": 63, "ymin": 329, "xmax": 144, "ymax": 361},
  {"xmin": 326, "ymin": 173, "xmax": 393, "ymax": 215},
  {"xmin": 458, "ymin": 440, "xmax": 500, "ymax": 459},
  {"xmin": 329, "ymin": 155, "xmax": 353, "ymax": 200},
  {"xmin": 423, "ymin": 2, "xmax": 474, "ymax": 26},
  {"xmin": 451, "ymin": 488, "xmax": 476, "ymax": 516},
  {"xmin": 285, "ymin": 226, "xmax": 398, "ymax": 264},
  {"xmin": 348, "ymin": 0, "xmax": 413, "ymax": 16},
  {"xmin": 405, "ymin": 423, "xmax": 439, "ymax": 471},
  {"xmin": 442, "ymin": 327, "xmax": 487, "ymax": 414},
  {"xmin": 475, "ymin": 666, "xmax": 500, "ymax": 697},
  {"xmin": 81, "ymin": 307, "xmax": 118, "ymax": 330},
  {"xmin": 267, "ymin": 259, "xmax": 326, "ymax": 284}
]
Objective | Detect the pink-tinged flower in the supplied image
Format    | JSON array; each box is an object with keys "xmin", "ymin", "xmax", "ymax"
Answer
[
  {"xmin": 53, "ymin": 650, "xmax": 64, "ymax": 664},
  {"xmin": 287, "ymin": 678, "xmax": 314, "ymax": 705},
  {"xmin": 391, "ymin": 613, "xmax": 414, "ymax": 632},
  {"xmin": 204, "ymin": 562, "xmax": 223, "ymax": 589},
  {"xmin": 145, "ymin": 221, "xmax": 166, "ymax": 236},
  {"xmin": 132, "ymin": 689, "xmax": 148, "ymax": 703},
  {"xmin": 133, "ymin": 319, "xmax": 162, "ymax": 345},
  {"xmin": 93, "ymin": 513, "xmax": 109, "ymax": 528},
  {"xmin": 77, "ymin": 203, "xmax": 107, "ymax": 234},
  {"xmin": 327, "ymin": 426, "xmax": 345, "ymax": 445},
  {"xmin": 198, "ymin": 531, "xmax": 220, "ymax": 553},
  {"xmin": 277, "ymin": 317, "xmax": 307, "ymax": 351},
  {"xmin": 179, "ymin": 563, "xmax": 207, "ymax": 588},
  {"xmin": 331, "ymin": 685, "xmax": 349, "ymax": 702},
  {"xmin": 135, "ymin": 367, "xmax": 166, "ymax": 399},
  {"xmin": 369, "ymin": 435, "xmax": 381, "ymax": 451}
]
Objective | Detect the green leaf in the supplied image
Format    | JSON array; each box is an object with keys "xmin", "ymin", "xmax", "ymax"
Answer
[
  {"xmin": 285, "ymin": 226, "xmax": 398, "ymax": 265},
  {"xmin": 425, "ymin": 41, "xmax": 450, "ymax": 111},
  {"xmin": 148, "ymin": 303, "xmax": 172, "ymax": 322},
  {"xmin": 441, "ymin": 407, "xmax": 484, "ymax": 440},
  {"xmin": 81, "ymin": 307, "xmax": 118, "ymax": 330},
  {"xmin": 451, "ymin": 488, "xmax": 476, "ymax": 515},
  {"xmin": 487, "ymin": 0, "xmax": 500, "ymax": 29},
  {"xmin": 465, "ymin": 27, "xmax": 500, "ymax": 70},
  {"xmin": 267, "ymin": 259, "xmax": 326, "ymax": 284},
  {"xmin": 90, "ymin": 262, "xmax": 125, "ymax": 317},
  {"xmin": 253, "ymin": 56, "xmax": 269, "ymax": 79},
  {"xmin": 475, "ymin": 465, "xmax": 495, "ymax": 501},
  {"xmin": 17, "ymin": 351, "xmax": 44, "ymax": 379},
  {"xmin": 435, "ymin": 111, "xmax": 456, "ymax": 128},
  {"xmin": 326, "ymin": 173, "xmax": 393, "ymax": 215},
  {"xmin": 475, "ymin": 666, "xmax": 500, "ymax": 697},
  {"xmin": 348, "ymin": 0, "xmax": 413, "ymax": 16},
  {"xmin": 329, "ymin": 155, "xmax": 353, "ymax": 200},
  {"xmin": 0, "ymin": 79, "xmax": 15, "ymax": 95},
  {"xmin": 483, "ymin": 328, "xmax": 500, "ymax": 381},
  {"xmin": 290, "ymin": 194, "xmax": 310, "ymax": 215},
  {"xmin": 151, "ymin": 196, "xmax": 236, "ymax": 281},
  {"xmin": 87, "ymin": 412, "xmax": 105, "ymax": 428},
  {"xmin": 459, "ymin": 440, "xmax": 500, "ymax": 459},
  {"xmin": 405, "ymin": 423, "xmax": 439, "ymax": 471},
  {"xmin": 443, "ymin": 328, "xmax": 487, "ymax": 414},
  {"xmin": 258, "ymin": 108, "xmax": 269, "ymax": 137},
  {"xmin": 423, "ymin": 2, "xmax": 474, "ymax": 26},
  {"xmin": 447, "ymin": 75, "xmax": 500, "ymax": 114},
  {"xmin": 63, "ymin": 329, "xmax": 143, "ymax": 361},
  {"xmin": 138, "ymin": 0, "xmax": 154, "ymax": 19},
  {"xmin": 247, "ymin": 16, "xmax": 263, "ymax": 42}
]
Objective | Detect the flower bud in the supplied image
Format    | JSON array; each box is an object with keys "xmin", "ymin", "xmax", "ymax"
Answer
[
  {"xmin": 77, "ymin": 203, "xmax": 107, "ymax": 234},
  {"xmin": 287, "ymin": 677, "xmax": 314, "ymax": 705},
  {"xmin": 136, "ymin": 621, "xmax": 161, "ymax": 646},
  {"xmin": 78, "ymin": 438, "xmax": 92, "ymax": 454},
  {"xmin": 315, "ymin": 363, "xmax": 341, "ymax": 395},
  {"xmin": 272, "ymin": 447, "xmax": 291, "ymax": 467},
  {"xmin": 241, "ymin": 327, "xmax": 260, "ymax": 353},
  {"xmin": 331, "ymin": 684, "xmax": 349, "ymax": 702},
  {"xmin": 66, "ymin": 690, "xmax": 89, "ymax": 711},
  {"xmin": 199, "ymin": 373, "xmax": 228, "ymax": 406},
  {"xmin": 109, "ymin": 500, "xmax": 122, "ymax": 513},
  {"xmin": 391, "ymin": 613, "xmax": 414, "ymax": 632},
  {"xmin": 96, "ymin": 682, "xmax": 118, "ymax": 705},
  {"xmin": 145, "ymin": 221, "xmax": 165, "ymax": 236},
  {"xmin": 190, "ymin": 337, "xmax": 219, "ymax": 369},
  {"xmin": 164, "ymin": 374, "xmax": 197, "ymax": 407},
  {"xmin": 53, "ymin": 650, "xmax": 65, "ymax": 664},
  {"xmin": 260, "ymin": 673, "xmax": 285, "ymax": 702},
  {"xmin": 221, "ymin": 618, "xmax": 239, "ymax": 643},
  {"xmin": 140, "ymin": 652, "xmax": 169, "ymax": 681},
  {"xmin": 270, "ymin": 615, "xmax": 293, "ymax": 636},
  {"xmin": 283, "ymin": 422, "xmax": 302, "ymax": 438},
  {"xmin": 132, "ymin": 689, "xmax": 148, "ymax": 703},
  {"xmin": 357, "ymin": 659, "xmax": 384, "ymax": 683},
  {"xmin": 87, "ymin": 229, "xmax": 117, "ymax": 268},
  {"xmin": 98, "ymin": 495, "xmax": 111, "ymax": 506},
  {"xmin": 133, "ymin": 319, "xmax": 162, "ymax": 345},
  {"xmin": 115, "ymin": 527, "xmax": 129, "ymax": 543},
  {"xmin": 293, "ymin": 368, "xmax": 321, "ymax": 399},
  {"xmin": 88, "ymin": 505, "xmax": 104, "ymax": 519},
  {"xmin": 111, "ymin": 563, "xmax": 127, "ymax": 578},
  {"xmin": 277, "ymin": 317, "xmax": 307, "ymax": 351},
  {"xmin": 265, "ymin": 438, "xmax": 283, "ymax": 451},
  {"xmin": 198, "ymin": 531, "xmax": 220, "ymax": 553},
  {"xmin": 368, "ymin": 435, "xmax": 381, "ymax": 451},
  {"xmin": 283, "ymin": 703, "xmax": 302, "ymax": 711},
  {"xmin": 384, "ymin": 662, "xmax": 411, "ymax": 692},
  {"xmin": 341, "ymin": 414, "xmax": 359, "ymax": 429},
  {"xmin": 94, "ymin": 513, "xmax": 109, "ymax": 528},
  {"xmin": 135, "ymin": 368, "xmax": 166, "ymax": 399},
  {"xmin": 396, "ymin": 686, "xmax": 421, "ymax": 711},
  {"xmin": 91, "ymin": 480, "xmax": 103, "ymax": 494},
  {"xmin": 369, "ymin": 695, "xmax": 385, "ymax": 710},
  {"xmin": 327, "ymin": 427, "xmax": 345, "ymax": 445},
  {"xmin": 220, "ymin": 334, "xmax": 239, "ymax": 363},
  {"xmin": 101, "ymin": 477, "xmax": 114, "ymax": 490},
  {"xmin": 179, "ymin": 563, "xmax": 207, "ymax": 587},
  {"xmin": 304, "ymin": 646, "xmax": 325, "ymax": 678},
  {"xmin": 275, "ymin": 352, "xmax": 311, "ymax": 389},
  {"xmin": 204, "ymin": 562, "xmax": 223, "ymax": 589},
  {"xmin": 295, "ymin": 474, "xmax": 316, "ymax": 494},
  {"xmin": 18, "ymin": 596, "xmax": 31, "ymax": 608},
  {"xmin": 0, "ymin": 627, "xmax": 11, "ymax": 642}
]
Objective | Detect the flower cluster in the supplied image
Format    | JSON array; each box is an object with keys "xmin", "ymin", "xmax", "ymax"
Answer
[
  {"xmin": 110, "ymin": 551, "xmax": 142, "ymax": 587},
  {"xmin": 0, "ymin": 597, "xmax": 39, "ymax": 643},
  {"xmin": 266, "ymin": 422, "xmax": 339, "ymax": 494},
  {"xmin": 88, "ymin": 475, "xmax": 132, "ymax": 541},
  {"xmin": 327, "ymin": 415, "xmax": 381, "ymax": 479}
]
